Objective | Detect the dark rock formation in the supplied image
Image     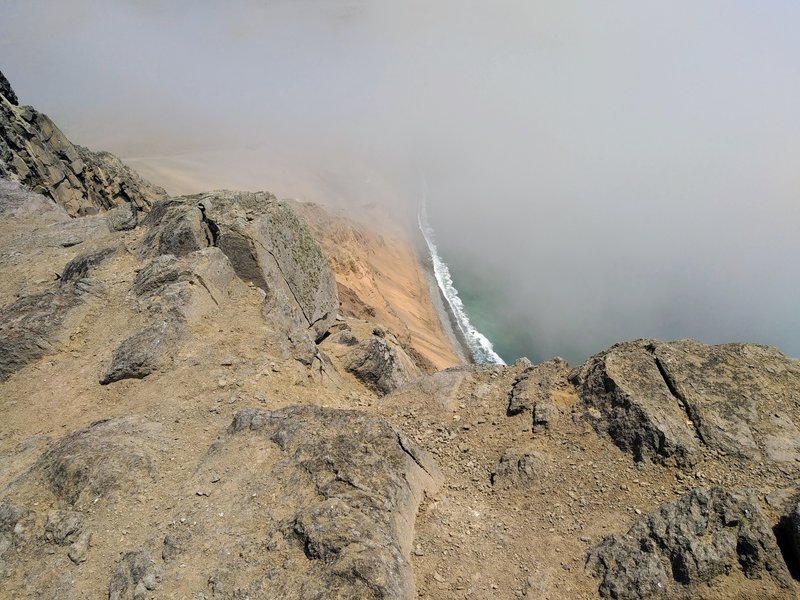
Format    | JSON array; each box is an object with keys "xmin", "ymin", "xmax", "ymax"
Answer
[
  {"xmin": 0, "ymin": 288, "xmax": 81, "ymax": 381},
  {"xmin": 100, "ymin": 319, "xmax": 183, "ymax": 384},
  {"xmin": 507, "ymin": 357, "xmax": 571, "ymax": 433},
  {"xmin": 34, "ymin": 417, "xmax": 163, "ymax": 508},
  {"xmin": 138, "ymin": 198, "xmax": 213, "ymax": 257},
  {"xmin": 346, "ymin": 331, "xmax": 422, "ymax": 395},
  {"xmin": 791, "ymin": 502, "xmax": 800, "ymax": 565},
  {"xmin": 108, "ymin": 550, "xmax": 159, "ymax": 600},
  {"xmin": 59, "ymin": 245, "xmax": 118, "ymax": 284},
  {"xmin": 571, "ymin": 339, "xmax": 800, "ymax": 469},
  {"xmin": 132, "ymin": 248, "xmax": 236, "ymax": 320},
  {"xmin": 0, "ymin": 69, "xmax": 18, "ymax": 106},
  {"xmin": 587, "ymin": 487, "xmax": 793, "ymax": 599},
  {"xmin": 0, "ymin": 71, "xmax": 166, "ymax": 216}
]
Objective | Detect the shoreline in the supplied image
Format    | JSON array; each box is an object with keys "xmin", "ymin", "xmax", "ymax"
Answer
[{"xmin": 411, "ymin": 224, "xmax": 474, "ymax": 367}]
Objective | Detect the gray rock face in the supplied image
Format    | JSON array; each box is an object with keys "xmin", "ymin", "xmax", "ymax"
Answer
[
  {"xmin": 587, "ymin": 487, "xmax": 793, "ymax": 599},
  {"xmin": 141, "ymin": 192, "xmax": 339, "ymax": 344},
  {"xmin": 138, "ymin": 199, "xmax": 214, "ymax": 257},
  {"xmin": 170, "ymin": 406, "xmax": 440, "ymax": 600},
  {"xmin": 132, "ymin": 248, "xmax": 236, "ymax": 321},
  {"xmin": 100, "ymin": 319, "xmax": 183, "ymax": 384},
  {"xmin": 346, "ymin": 332, "xmax": 422, "ymax": 395},
  {"xmin": 507, "ymin": 358, "xmax": 570, "ymax": 433},
  {"xmin": 200, "ymin": 191, "xmax": 339, "ymax": 341},
  {"xmin": 571, "ymin": 340, "xmax": 800, "ymax": 469},
  {"xmin": 0, "ymin": 81, "xmax": 166, "ymax": 216}
]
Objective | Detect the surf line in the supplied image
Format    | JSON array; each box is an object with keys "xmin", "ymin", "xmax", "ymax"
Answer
[{"xmin": 417, "ymin": 182, "xmax": 506, "ymax": 365}]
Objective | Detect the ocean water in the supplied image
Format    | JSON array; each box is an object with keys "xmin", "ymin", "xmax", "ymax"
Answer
[{"xmin": 417, "ymin": 196, "xmax": 505, "ymax": 365}]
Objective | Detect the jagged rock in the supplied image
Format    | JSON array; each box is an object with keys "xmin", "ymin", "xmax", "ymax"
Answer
[
  {"xmin": 132, "ymin": 254, "xmax": 181, "ymax": 296},
  {"xmin": 106, "ymin": 202, "xmax": 139, "ymax": 231},
  {"xmin": 490, "ymin": 450, "xmax": 546, "ymax": 489},
  {"xmin": 346, "ymin": 332, "xmax": 422, "ymax": 395},
  {"xmin": 201, "ymin": 191, "xmax": 339, "ymax": 341},
  {"xmin": 0, "ymin": 70, "xmax": 18, "ymax": 105},
  {"xmin": 587, "ymin": 487, "xmax": 793, "ymax": 599},
  {"xmin": 507, "ymin": 358, "xmax": 571, "ymax": 433},
  {"xmin": 132, "ymin": 248, "xmax": 236, "ymax": 320},
  {"xmin": 100, "ymin": 319, "xmax": 183, "ymax": 384},
  {"xmin": 165, "ymin": 406, "xmax": 440, "ymax": 600},
  {"xmin": 59, "ymin": 245, "xmax": 118, "ymax": 284},
  {"xmin": 161, "ymin": 530, "xmax": 191, "ymax": 562},
  {"xmin": 43, "ymin": 510, "xmax": 85, "ymax": 545},
  {"xmin": 141, "ymin": 192, "xmax": 339, "ymax": 342},
  {"xmin": 109, "ymin": 550, "xmax": 159, "ymax": 600},
  {"xmin": 336, "ymin": 329, "xmax": 359, "ymax": 346},
  {"xmin": 67, "ymin": 530, "xmax": 91, "ymax": 564},
  {"xmin": 138, "ymin": 199, "xmax": 214, "ymax": 257},
  {"xmin": 0, "ymin": 75, "xmax": 166, "ymax": 216},
  {"xmin": 571, "ymin": 340, "xmax": 800, "ymax": 469},
  {"xmin": 35, "ymin": 417, "xmax": 162, "ymax": 508}
]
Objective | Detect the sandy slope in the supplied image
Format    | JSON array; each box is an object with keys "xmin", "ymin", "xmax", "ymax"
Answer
[{"xmin": 293, "ymin": 200, "xmax": 466, "ymax": 371}]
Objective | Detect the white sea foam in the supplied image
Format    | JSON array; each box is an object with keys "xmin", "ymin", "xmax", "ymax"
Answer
[{"xmin": 417, "ymin": 185, "xmax": 506, "ymax": 365}]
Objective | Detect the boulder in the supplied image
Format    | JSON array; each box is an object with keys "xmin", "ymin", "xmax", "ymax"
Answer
[
  {"xmin": 346, "ymin": 331, "xmax": 422, "ymax": 395},
  {"xmin": 100, "ymin": 319, "xmax": 183, "ymax": 384},
  {"xmin": 587, "ymin": 487, "xmax": 793, "ymax": 599},
  {"xmin": 571, "ymin": 340, "xmax": 800, "ymax": 469}
]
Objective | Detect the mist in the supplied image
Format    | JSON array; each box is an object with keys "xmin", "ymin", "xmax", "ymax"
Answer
[{"xmin": 2, "ymin": 1, "xmax": 799, "ymax": 364}]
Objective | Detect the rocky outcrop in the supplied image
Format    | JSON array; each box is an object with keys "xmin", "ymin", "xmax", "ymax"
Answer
[
  {"xmin": 0, "ymin": 70, "xmax": 18, "ymax": 106},
  {"xmin": 151, "ymin": 406, "xmax": 441, "ymax": 599},
  {"xmin": 490, "ymin": 449, "xmax": 546, "ymax": 489},
  {"xmin": 507, "ymin": 357, "xmax": 571, "ymax": 433},
  {"xmin": 100, "ymin": 319, "xmax": 184, "ymax": 384},
  {"xmin": 346, "ymin": 328, "xmax": 422, "ymax": 395},
  {"xmin": 139, "ymin": 192, "xmax": 339, "ymax": 350},
  {"xmin": 0, "ymin": 244, "xmax": 118, "ymax": 381},
  {"xmin": 571, "ymin": 339, "xmax": 800, "ymax": 469},
  {"xmin": 34, "ymin": 417, "xmax": 163, "ymax": 508},
  {"xmin": 587, "ymin": 487, "xmax": 793, "ymax": 599},
  {"xmin": 0, "ymin": 70, "xmax": 166, "ymax": 216}
]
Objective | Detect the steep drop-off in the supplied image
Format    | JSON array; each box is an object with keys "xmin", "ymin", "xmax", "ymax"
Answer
[{"xmin": 1, "ymin": 71, "xmax": 799, "ymax": 600}]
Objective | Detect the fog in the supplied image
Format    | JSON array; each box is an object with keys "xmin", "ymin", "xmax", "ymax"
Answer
[{"xmin": 3, "ymin": 1, "xmax": 799, "ymax": 363}]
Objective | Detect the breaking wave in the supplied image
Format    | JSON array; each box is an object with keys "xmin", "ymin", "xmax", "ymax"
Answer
[{"xmin": 417, "ymin": 187, "xmax": 506, "ymax": 365}]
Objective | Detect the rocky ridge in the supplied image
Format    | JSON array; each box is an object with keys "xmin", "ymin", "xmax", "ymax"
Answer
[
  {"xmin": 1, "ymin": 73, "xmax": 799, "ymax": 599},
  {"xmin": 0, "ymin": 70, "xmax": 166, "ymax": 216}
]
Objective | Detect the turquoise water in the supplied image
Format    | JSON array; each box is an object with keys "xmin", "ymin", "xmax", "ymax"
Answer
[{"xmin": 442, "ymin": 257, "xmax": 538, "ymax": 364}]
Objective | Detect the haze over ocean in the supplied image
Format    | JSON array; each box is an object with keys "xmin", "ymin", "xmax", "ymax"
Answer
[{"xmin": 2, "ymin": 2, "xmax": 798, "ymax": 364}]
